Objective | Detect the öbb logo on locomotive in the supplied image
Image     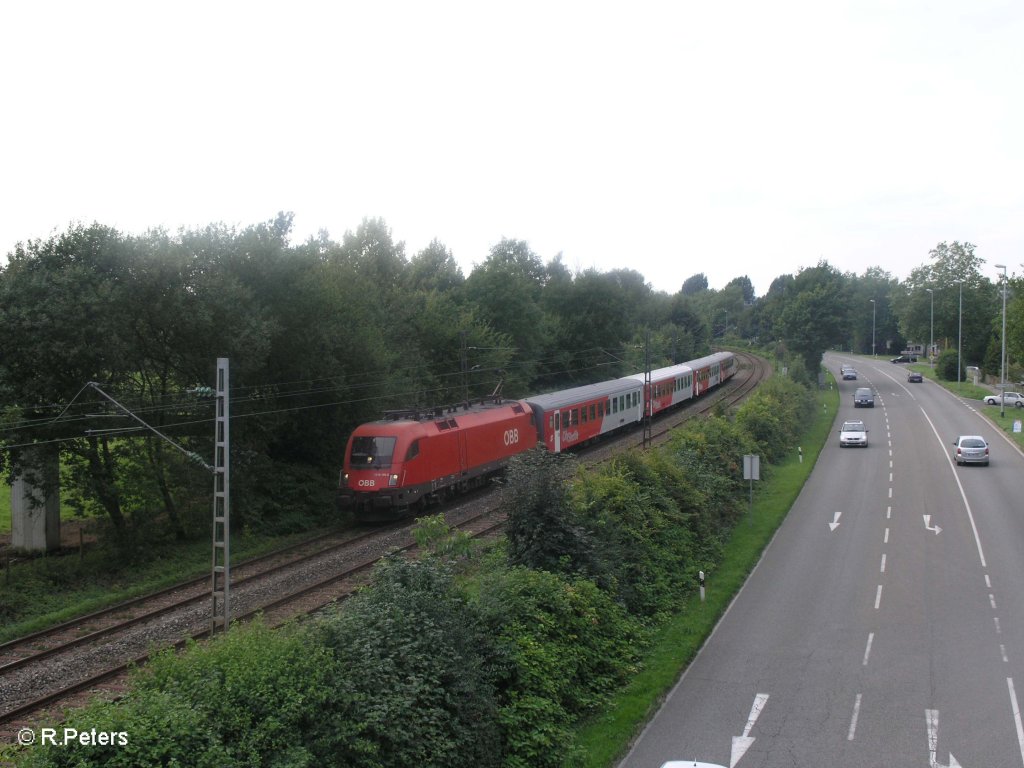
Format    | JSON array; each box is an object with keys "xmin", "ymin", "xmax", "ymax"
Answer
[{"xmin": 339, "ymin": 351, "xmax": 737, "ymax": 522}]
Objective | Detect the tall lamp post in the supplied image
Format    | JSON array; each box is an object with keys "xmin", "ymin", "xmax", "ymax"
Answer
[
  {"xmin": 957, "ymin": 281, "xmax": 963, "ymax": 389},
  {"xmin": 926, "ymin": 288, "xmax": 934, "ymax": 367},
  {"xmin": 995, "ymin": 264, "xmax": 1007, "ymax": 417},
  {"xmin": 870, "ymin": 299, "xmax": 876, "ymax": 357}
]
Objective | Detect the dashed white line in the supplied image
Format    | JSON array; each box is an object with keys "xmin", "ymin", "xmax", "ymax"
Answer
[
  {"xmin": 996, "ymin": 617, "xmax": 1003, "ymax": 635},
  {"xmin": 991, "ymin": 594, "xmax": 999, "ymax": 611},
  {"xmin": 880, "ymin": 553, "xmax": 887, "ymax": 573},
  {"xmin": 848, "ymin": 693, "xmax": 863, "ymax": 741},
  {"xmin": 986, "ymin": 574, "xmax": 992, "ymax": 589},
  {"xmin": 1002, "ymin": 645, "xmax": 1010, "ymax": 663},
  {"xmin": 875, "ymin": 585, "xmax": 884, "ymax": 610},
  {"xmin": 863, "ymin": 633, "xmax": 875, "ymax": 666},
  {"xmin": 886, "ymin": 506, "xmax": 892, "ymax": 520},
  {"xmin": 884, "ymin": 528, "xmax": 890, "ymax": 544}
]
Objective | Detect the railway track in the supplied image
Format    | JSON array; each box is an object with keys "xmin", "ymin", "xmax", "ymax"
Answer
[{"xmin": 0, "ymin": 349, "xmax": 769, "ymax": 738}]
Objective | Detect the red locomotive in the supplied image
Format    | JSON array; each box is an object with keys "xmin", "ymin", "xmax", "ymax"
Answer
[
  {"xmin": 339, "ymin": 351, "xmax": 737, "ymax": 521},
  {"xmin": 338, "ymin": 399, "xmax": 537, "ymax": 522}
]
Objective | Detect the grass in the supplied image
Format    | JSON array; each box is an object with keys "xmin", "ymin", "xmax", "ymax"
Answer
[
  {"xmin": 910, "ymin": 363, "xmax": 1024, "ymax": 450},
  {"xmin": 574, "ymin": 376, "xmax": 840, "ymax": 767}
]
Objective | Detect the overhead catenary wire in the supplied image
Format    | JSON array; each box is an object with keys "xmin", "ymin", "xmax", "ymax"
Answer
[{"xmin": 0, "ymin": 342, "xmax": 669, "ymax": 446}]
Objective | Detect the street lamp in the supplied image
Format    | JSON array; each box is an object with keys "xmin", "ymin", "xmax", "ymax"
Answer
[
  {"xmin": 870, "ymin": 299, "xmax": 876, "ymax": 357},
  {"xmin": 995, "ymin": 264, "xmax": 1007, "ymax": 417},
  {"xmin": 926, "ymin": 288, "xmax": 934, "ymax": 367},
  {"xmin": 957, "ymin": 281, "xmax": 963, "ymax": 388}
]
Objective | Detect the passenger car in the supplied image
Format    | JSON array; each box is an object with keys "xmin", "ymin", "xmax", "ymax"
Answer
[
  {"xmin": 854, "ymin": 387, "xmax": 874, "ymax": 407},
  {"xmin": 839, "ymin": 420, "xmax": 868, "ymax": 447},
  {"xmin": 891, "ymin": 355, "xmax": 917, "ymax": 363},
  {"xmin": 842, "ymin": 368, "xmax": 858, "ymax": 380},
  {"xmin": 982, "ymin": 391, "xmax": 1024, "ymax": 407},
  {"xmin": 907, "ymin": 371, "xmax": 923, "ymax": 383},
  {"xmin": 953, "ymin": 435, "xmax": 989, "ymax": 465}
]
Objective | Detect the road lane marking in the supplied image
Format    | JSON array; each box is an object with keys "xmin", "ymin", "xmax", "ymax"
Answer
[
  {"xmin": 919, "ymin": 407, "xmax": 988, "ymax": 568},
  {"xmin": 880, "ymin": 553, "xmax": 887, "ymax": 572},
  {"xmin": 884, "ymin": 528, "xmax": 890, "ymax": 544},
  {"xmin": 731, "ymin": 693, "xmax": 769, "ymax": 768},
  {"xmin": 848, "ymin": 693, "xmax": 862, "ymax": 740},
  {"xmin": 863, "ymin": 633, "xmax": 875, "ymax": 665},
  {"xmin": 887, "ymin": 505, "xmax": 892, "ymax": 520},
  {"xmin": 1008, "ymin": 678, "xmax": 1024, "ymax": 767},
  {"xmin": 1003, "ymin": 645, "xmax": 1010, "ymax": 663},
  {"xmin": 875, "ymin": 585, "xmax": 883, "ymax": 610},
  {"xmin": 991, "ymin": 594, "xmax": 998, "ymax": 610},
  {"xmin": 996, "ymin": 617, "xmax": 1002, "ymax": 634},
  {"xmin": 986, "ymin": 574, "xmax": 992, "ymax": 589}
]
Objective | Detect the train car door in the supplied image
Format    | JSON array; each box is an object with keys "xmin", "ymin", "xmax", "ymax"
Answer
[{"xmin": 553, "ymin": 410, "xmax": 561, "ymax": 453}]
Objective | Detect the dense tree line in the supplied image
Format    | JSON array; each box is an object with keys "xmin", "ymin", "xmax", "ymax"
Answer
[{"xmin": 1, "ymin": 217, "xmax": 1019, "ymax": 543}]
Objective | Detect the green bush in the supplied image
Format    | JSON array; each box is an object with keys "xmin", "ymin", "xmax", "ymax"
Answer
[
  {"xmin": 472, "ymin": 563, "xmax": 642, "ymax": 768},
  {"xmin": 936, "ymin": 348, "xmax": 965, "ymax": 382},
  {"xmin": 22, "ymin": 621, "xmax": 336, "ymax": 767},
  {"xmin": 317, "ymin": 556, "xmax": 501, "ymax": 768},
  {"xmin": 573, "ymin": 452, "xmax": 700, "ymax": 616}
]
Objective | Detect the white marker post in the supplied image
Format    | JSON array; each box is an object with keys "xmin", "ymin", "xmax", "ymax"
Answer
[
  {"xmin": 699, "ymin": 570, "xmax": 706, "ymax": 603},
  {"xmin": 743, "ymin": 454, "xmax": 760, "ymax": 520}
]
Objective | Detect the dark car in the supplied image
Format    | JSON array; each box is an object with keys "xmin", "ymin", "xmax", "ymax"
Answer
[
  {"xmin": 891, "ymin": 355, "xmax": 917, "ymax": 363},
  {"xmin": 907, "ymin": 371, "xmax": 923, "ymax": 383},
  {"xmin": 854, "ymin": 387, "xmax": 874, "ymax": 407}
]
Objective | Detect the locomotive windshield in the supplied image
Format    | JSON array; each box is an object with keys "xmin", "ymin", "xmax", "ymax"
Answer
[{"xmin": 349, "ymin": 436, "xmax": 397, "ymax": 468}]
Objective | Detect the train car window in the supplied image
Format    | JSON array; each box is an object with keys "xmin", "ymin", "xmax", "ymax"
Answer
[
  {"xmin": 581, "ymin": 407, "xmax": 588, "ymax": 424},
  {"xmin": 350, "ymin": 436, "xmax": 397, "ymax": 468},
  {"xmin": 571, "ymin": 408, "xmax": 579, "ymax": 426},
  {"xmin": 590, "ymin": 404, "xmax": 596, "ymax": 421},
  {"xmin": 405, "ymin": 439, "xmax": 420, "ymax": 461},
  {"xmin": 554, "ymin": 412, "xmax": 560, "ymax": 430},
  {"xmin": 598, "ymin": 402, "xmax": 604, "ymax": 417},
  {"xmin": 612, "ymin": 398, "xmax": 618, "ymax": 414}
]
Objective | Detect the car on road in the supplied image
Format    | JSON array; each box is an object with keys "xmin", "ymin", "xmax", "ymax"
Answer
[
  {"xmin": 907, "ymin": 371, "xmax": 923, "ymax": 383},
  {"xmin": 839, "ymin": 420, "xmax": 868, "ymax": 447},
  {"xmin": 953, "ymin": 435, "xmax": 989, "ymax": 466},
  {"xmin": 842, "ymin": 368, "xmax": 858, "ymax": 380},
  {"xmin": 982, "ymin": 391, "xmax": 1024, "ymax": 407},
  {"xmin": 854, "ymin": 387, "xmax": 874, "ymax": 407},
  {"xmin": 891, "ymin": 355, "xmax": 917, "ymax": 363}
]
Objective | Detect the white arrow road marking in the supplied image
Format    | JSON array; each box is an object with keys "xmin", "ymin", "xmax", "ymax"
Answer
[
  {"xmin": 923, "ymin": 515, "xmax": 943, "ymax": 535},
  {"xmin": 829, "ymin": 511, "xmax": 842, "ymax": 532},
  {"xmin": 926, "ymin": 709, "xmax": 962, "ymax": 768},
  {"xmin": 731, "ymin": 693, "xmax": 769, "ymax": 768}
]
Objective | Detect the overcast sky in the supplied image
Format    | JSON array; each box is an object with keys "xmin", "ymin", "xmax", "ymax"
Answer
[{"xmin": 2, "ymin": 1, "xmax": 1021, "ymax": 297}]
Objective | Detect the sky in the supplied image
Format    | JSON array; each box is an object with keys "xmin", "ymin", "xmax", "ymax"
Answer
[{"xmin": 2, "ymin": 1, "xmax": 1021, "ymax": 297}]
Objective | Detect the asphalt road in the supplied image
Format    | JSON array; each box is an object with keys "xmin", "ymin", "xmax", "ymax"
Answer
[{"xmin": 619, "ymin": 356, "xmax": 1024, "ymax": 768}]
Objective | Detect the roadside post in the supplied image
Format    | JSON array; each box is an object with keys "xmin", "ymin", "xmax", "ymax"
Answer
[{"xmin": 743, "ymin": 454, "xmax": 760, "ymax": 521}]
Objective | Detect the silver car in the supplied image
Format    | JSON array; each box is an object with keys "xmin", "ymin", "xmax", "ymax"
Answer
[
  {"xmin": 953, "ymin": 435, "xmax": 989, "ymax": 466},
  {"xmin": 983, "ymin": 392, "xmax": 1024, "ymax": 407},
  {"xmin": 839, "ymin": 420, "xmax": 868, "ymax": 447}
]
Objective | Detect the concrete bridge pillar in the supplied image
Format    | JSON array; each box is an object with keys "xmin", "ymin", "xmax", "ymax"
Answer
[{"xmin": 10, "ymin": 447, "xmax": 60, "ymax": 552}]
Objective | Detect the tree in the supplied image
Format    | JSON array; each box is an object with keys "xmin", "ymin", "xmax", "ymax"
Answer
[
  {"xmin": 681, "ymin": 273, "xmax": 708, "ymax": 296},
  {"xmin": 463, "ymin": 239, "xmax": 550, "ymax": 392},
  {"xmin": 776, "ymin": 262, "xmax": 850, "ymax": 371}
]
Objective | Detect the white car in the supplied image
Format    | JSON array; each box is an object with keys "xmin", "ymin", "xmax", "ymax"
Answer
[
  {"xmin": 983, "ymin": 391, "xmax": 1024, "ymax": 407},
  {"xmin": 839, "ymin": 420, "xmax": 868, "ymax": 447}
]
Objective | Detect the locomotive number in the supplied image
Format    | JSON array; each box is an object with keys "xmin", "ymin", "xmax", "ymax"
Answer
[
  {"xmin": 503, "ymin": 428, "xmax": 520, "ymax": 446},
  {"xmin": 357, "ymin": 479, "xmax": 376, "ymax": 487}
]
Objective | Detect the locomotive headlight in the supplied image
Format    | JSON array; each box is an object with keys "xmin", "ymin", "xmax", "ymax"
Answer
[
  {"xmin": 341, "ymin": 472, "xmax": 350, "ymax": 487},
  {"xmin": 389, "ymin": 474, "xmax": 399, "ymax": 487}
]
